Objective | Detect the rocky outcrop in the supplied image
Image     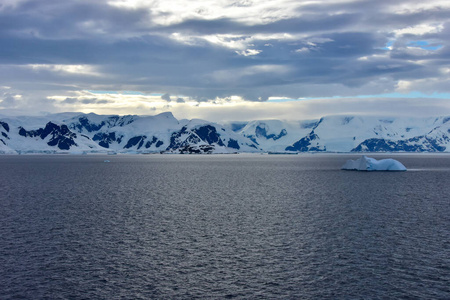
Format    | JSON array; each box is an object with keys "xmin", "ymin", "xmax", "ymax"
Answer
[{"xmin": 19, "ymin": 122, "xmax": 78, "ymax": 150}]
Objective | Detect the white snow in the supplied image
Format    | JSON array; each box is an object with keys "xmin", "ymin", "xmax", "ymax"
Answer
[
  {"xmin": 341, "ymin": 156, "xmax": 407, "ymax": 171},
  {"xmin": 1, "ymin": 112, "xmax": 449, "ymax": 154},
  {"xmin": 237, "ymin": 119, "xmax": 312, "ymax": 152}
]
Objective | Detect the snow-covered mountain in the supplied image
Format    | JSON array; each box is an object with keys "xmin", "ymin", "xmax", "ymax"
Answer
[
  {"xmin": 0, "ymin": 112, "xmax": 449, "ymax": 154},
  {"xmin": 230, "ymin": 115, "xmax": 450, "ymax": 153},
  {"xmin": 0, "ymin": 112, "xmax": 260, "ymax": 154}
]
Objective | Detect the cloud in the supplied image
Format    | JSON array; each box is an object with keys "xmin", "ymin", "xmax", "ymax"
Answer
[
  {"xmin": 1, "ymin": 93, "xmax": 17, "ymax": 107},
  {"xmin": 161, "ymin": 93, "xmax": 171, "ymax": 101},
  {"xmin": 61, "ymin": 96, "xmax": 113, "ymax": 106},
  {"xmin": 166, "ymin": 96, "xmax": 450, "ymax": 122},
  {"xmin": 0, "ymin": 0, "xmax": 449, "ymax": 118},
  {"xmin": 62, "ymin": 97, "xmax": 78, "ymax": 104},
  {"xmin": 81, "ymin": 98, "xmax": 100, "ymax": 104},
  {"xmin": 235, "ymin": 49, "xmax": 261, "ymax": 56}
]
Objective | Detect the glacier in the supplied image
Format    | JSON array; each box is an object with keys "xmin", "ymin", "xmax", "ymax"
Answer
[
  {"xmin": 341, "ymin": 156, "xmax": 407, "ymax": 171},
  {"xmin": 0, "ymin": 112, "xmax": 449, "ymax": 154}
]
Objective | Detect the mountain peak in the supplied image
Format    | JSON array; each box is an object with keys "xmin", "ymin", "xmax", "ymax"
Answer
[{"xmin": 0, "ymin": 112, "xmax": 449, "ymax": 154}]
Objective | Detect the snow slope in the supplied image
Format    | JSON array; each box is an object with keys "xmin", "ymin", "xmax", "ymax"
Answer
[
  {"xmin": 235, "ymin": 119, "xmax": 314, "ymax": 152},
  {"xmin": 0, "ymin": 113, "xmax": 449, "ymax": 153},
  {"xmin": 284, "ymin": 115, "xmax": 450, "ymax": 152}
]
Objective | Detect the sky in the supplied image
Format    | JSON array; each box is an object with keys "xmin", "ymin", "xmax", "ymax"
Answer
[{"xmin": 0, "ymin": 0, "xmax": 450, "ymax": 121}]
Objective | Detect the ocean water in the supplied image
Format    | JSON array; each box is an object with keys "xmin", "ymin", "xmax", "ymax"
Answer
[{"xmin": 0, "ymin": 154, "xmax": 449, "ymax": 299}]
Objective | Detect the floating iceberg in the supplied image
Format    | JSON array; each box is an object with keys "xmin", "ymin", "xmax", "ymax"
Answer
[{"xmin": 342, "ymin": 155, "xmax": 407, "ymax": 171}]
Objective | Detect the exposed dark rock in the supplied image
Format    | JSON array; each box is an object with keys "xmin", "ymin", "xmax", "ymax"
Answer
[
  {"xmin": 168, "ymin": 126, "xmax": 188, "ymax": 150},
  {"xmin": 18, "ymin": 127, "xmax": 31, "ymax": 137},
  {"xmin": 247, "ymin": 135, "xmax": 259, "ymax": 145},
  {"xmin": 144, "ymin": 136, "xmax": 164, "ymax": 148},
  {"xmin": 254, "ymin": 125, "xmax": 287, "ymax": 140},
  {"xmin": 144, "ymin": 136, "xmax": 161, "ymax": 149},
  {"xmin": 168, "ymin": 125, "xmax": 224, "ymax": 151},
  {"xmin": 352, "ymin": 136, "xmax": 446, "ymax": 152},
  {"xmin": 285, "ymin": 131, "xmax": 325, "ymax": 152},
  {"xmin": 193, "ymin": 125, "xmax": 224, "ymax": 146},
  {"xmin": 114, "ymin": 115, "xmax": 136, "ymax": 127},
  {"xmin": 19, "ymin": 122, "xmax": 77, "ymax": 150},
  {"xmin": 178, "ymin": 144, "xmax": 215, "ymax": 154},
  {"xmin": 227, "ymin": 139, "xmax": 240, "ymax": 149},
  {"xmin": 73, "ymin": 116, "xmax": 104, "ymax": 132},
  {"xmin": 124, "ymin": 135, "xmax": 147, "ymax": 149},
  {"xmin": 0, "ymin": 121, "xmax": 9, "ymax": 132},
  {"xmin": 70, "ymin": 115, "xmax": 137, "ymax": 133},
  {"xmin": 93, "ymin": 132, "xmax": 118, "ymax": 148}
]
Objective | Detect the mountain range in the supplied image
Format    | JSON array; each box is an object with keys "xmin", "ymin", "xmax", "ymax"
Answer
[{"xmin": 0, "ymin": 112, "xmax": 449, "ymax": 154}]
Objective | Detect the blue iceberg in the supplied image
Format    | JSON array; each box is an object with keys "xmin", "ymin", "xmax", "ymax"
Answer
[{"xmin": 342, "ymin": 155, "xmax": 407, "ymax": 171}]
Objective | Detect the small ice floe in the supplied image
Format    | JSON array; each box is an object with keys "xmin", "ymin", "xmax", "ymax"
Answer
[
  {"xmin": 104, "ymin": 160, "xmax": 111, "ymax": 163},
  {"xmin": 342, "ymin": 155, "xmax": 406, "ymax": 171}
]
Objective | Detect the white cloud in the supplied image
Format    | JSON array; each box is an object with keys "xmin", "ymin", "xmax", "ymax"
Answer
[
  {"xmin": 167, "ymin": 97, "xmax": 450, "ymax": 121},
  {"xmin": 391, "ymin": 1, "xmax": 450, "ymax": 14},
  {"xmin": 108, "ymin": 0, "xmax": 302, "ymax": 26},
  {"xmin": 235, "ymin": 49, "xmax": 262, "ymax": 56},
  {"xmin": 396, "ymin": 80, "xmax": 412, "ymax": 92},
  {"xmin": 26, "ymin": 64, "xmax": 102, "ymax": 77},
  {"xmin": 202, "ymin": 34, "xmax": 251, "ymax": 50},
  {"xmin": 394, "ymin": 23, "xmax": 444, "ymax": 36},
  {"xmin": 3, "ymin": 87, "xmax": 449, "ymax": 120},
  {"xmin": 295, "ymin": 47, "xmax": 310, "ymax": 53}
]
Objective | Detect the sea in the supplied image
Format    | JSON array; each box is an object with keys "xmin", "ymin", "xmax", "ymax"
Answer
[{"xmin": 0, "ymin": 154, "xmax": 449, "ymax": 299}]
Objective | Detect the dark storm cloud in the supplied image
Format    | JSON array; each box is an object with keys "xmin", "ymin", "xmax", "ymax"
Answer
[
  {"xmin": 0, "ymin": 0, "xmax": 449, "ymax": 107},
  {"xmin": 0, "ymin": 0, "xmax": 150, "ymax": 38},
  {"xmin": 162, "ymin": 13, "xmax": 359, "ymax": 35},
  {"xmin": 62, "ymin": 97, "xmax": 78, "ymax": 104},
  {"xmin": 161, "ymin": 93, "xmax": 171, "ymax": 101},
  {"xmin": 62, "ymin": 97, "xmax": 111, "ymax": 105}
]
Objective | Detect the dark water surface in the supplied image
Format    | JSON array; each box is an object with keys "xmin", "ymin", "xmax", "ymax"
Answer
[{"xmin": 0, "ymin": 154, "xmax": 449, "ymax": 299}]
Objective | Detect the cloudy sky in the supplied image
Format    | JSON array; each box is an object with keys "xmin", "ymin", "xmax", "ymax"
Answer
[{"xmin": 1, "ymin": 0, "xmax": 449, "ymax": 120}]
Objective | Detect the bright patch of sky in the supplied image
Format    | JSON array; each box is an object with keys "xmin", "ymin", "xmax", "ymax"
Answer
[
  {"xmin": 407, "ymin": 41, "xmax": 443, "ymax": 51},
  {"xmin": 268, "ymin": 92, "xmax": 450, "ymax": 103},
  {"xmin": 381, "ymin": 40, "xmax": 394, "ymax": 51}
]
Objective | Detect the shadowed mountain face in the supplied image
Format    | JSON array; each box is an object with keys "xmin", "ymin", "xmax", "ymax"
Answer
[
  {"xmin": 0, "ymin": 113, "xmax": 449, "ymax": 153},
  {"xmin": 19, "ymin": 122, "xmax": 78, "ymax": 150}
]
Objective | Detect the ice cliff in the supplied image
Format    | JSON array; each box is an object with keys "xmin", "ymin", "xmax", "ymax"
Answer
[{"xmin": 341, "ymin": 156, "xmax": 407, "ymax": 171}]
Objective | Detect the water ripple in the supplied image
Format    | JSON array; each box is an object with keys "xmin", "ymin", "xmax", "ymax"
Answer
[{"xmin": 0, "ymin": 155, "xmax": 449, "ymax": 299}]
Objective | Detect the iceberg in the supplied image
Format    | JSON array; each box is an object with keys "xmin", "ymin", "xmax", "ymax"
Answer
[{"xmin": 342, "ymin": 155, "xmax": 407, "ymax": 171}]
